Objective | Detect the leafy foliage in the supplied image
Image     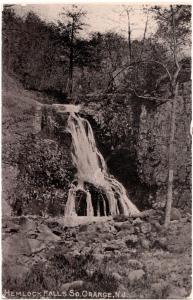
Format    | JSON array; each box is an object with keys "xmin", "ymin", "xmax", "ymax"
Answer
[
  {"xmin": 2, "ymin": 5, "xmax": 191, "ymax": 98},
  {"xmin": 11, "ymin": 135, "xmax": 75, "ymax": 216}
]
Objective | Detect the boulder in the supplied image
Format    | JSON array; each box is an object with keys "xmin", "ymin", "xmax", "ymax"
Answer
[
  {"xmin": 132, "ymin": 218, "xmax": 143, "ymax": 225},
  {"xmin": 170, "ymin": 208, "xmax": 181, "ymax": 221},
  {"xmin": 20, "ymin": 219, "xmax": 37, "ymax": 233},
  {"xmin": 114, "ymin": 222, "xmax": 134, "ymax": 233},
  {"xmin": 116, "ymin": 230, "xmax": 132, "ymax": 239},
  {"xmin": 140, "ymin": 238, "xmax": 150, "ymax": 249},
  {"xmin": 27, "ymin": 239, "xmax": 46, "ymax": 254},
  {"xmin": 3, "ymin": 234, "xmax": 32, "ymax": 261},
  {"xmin": 37, "ymin": 224, "xmax": 61, "ymax": 242},
  {"xmin": 140, "ymin": 222, "xmax": 152, "ymax": 234},
  {"xmin": 127, "ymin": 269, "xmax": 145, "ymax": 284}
]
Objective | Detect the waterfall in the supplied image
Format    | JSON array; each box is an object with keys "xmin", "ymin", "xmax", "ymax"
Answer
[{"xmin": 64, "ymin": 105, "xmax": 139, "ymax": 220}]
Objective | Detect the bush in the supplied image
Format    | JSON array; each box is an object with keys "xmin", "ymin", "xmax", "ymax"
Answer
[{"xmin": 11, "ymin": 134, "xmax": 74, "ymax": 216}]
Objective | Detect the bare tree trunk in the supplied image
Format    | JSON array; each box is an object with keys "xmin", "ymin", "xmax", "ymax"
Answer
[
  {"xmin": 164, "ymin": 5, "xmax": 181, "ymax": 228},
  {"xmin": 139, "ymin": 12, "xmax": 149, "ymax": 61},
  {"xmin": 164, "ymin": 83, "xmax": 178, "ymax": 227},
  {"xmin": 69, "ymin": 22, "xmax": 74, "ymax": 98},
  {"xmin": 127, "ymin": 12, "xmax": 132, "ymax": 63}
]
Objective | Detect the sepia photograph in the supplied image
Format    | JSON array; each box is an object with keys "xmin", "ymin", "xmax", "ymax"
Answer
[{"xmin": 1, "ymin": 2, "xmax": 192, "ymax": 299}]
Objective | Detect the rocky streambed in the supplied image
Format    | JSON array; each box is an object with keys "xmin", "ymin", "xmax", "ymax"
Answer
[{"xmin": 2, "ymin": 209, "xmax": 191, "ymax": 299}]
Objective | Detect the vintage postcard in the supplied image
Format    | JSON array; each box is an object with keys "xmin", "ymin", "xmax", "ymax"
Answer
[{"xmin": 1, "ymin": 1, "xmax": 192, "ymax": 299}]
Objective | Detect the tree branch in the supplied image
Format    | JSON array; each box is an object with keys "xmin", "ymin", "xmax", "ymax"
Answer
[
  {"xmin": 139, "ymin": 11, "xmax": 149, "ymax": 60},
  {"xmin": 130, "ymin": 87, "xmax": 170, "ymax": 104},
  {"xmin": 171, "ymin": 5, "xmax": 180, "ymax": 71},
  {"xmin": 105, "ymin": 59, "xmax": 172, "ymax": 93}
]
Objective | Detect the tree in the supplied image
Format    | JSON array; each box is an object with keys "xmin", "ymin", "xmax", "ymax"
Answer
[
  {"xmin": 121, "ymin": 6, "xmax": 132, "ymax": 63},
  {"xmin": 106, "ymin": 5, "xmax": 191, "ymax": 227},
  {"xmin": 153, "ymin": 5, "xmax": 191, "ymax": 227},
  {"xmin": 59, "ymin": 5, "xmax": 87, "ymax": 98}
]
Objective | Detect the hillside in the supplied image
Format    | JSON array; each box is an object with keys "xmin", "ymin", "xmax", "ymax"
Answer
[{"xmin": 2, "ymin": 73, "xmax": 45, "ymax": 215}]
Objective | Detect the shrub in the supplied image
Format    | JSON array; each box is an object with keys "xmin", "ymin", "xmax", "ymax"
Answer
[{"xmin": 11, "ymin": 134, "xmax": 74, "ymax": 216}]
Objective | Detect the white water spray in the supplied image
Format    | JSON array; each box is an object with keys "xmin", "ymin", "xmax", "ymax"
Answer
[{"xmin": 64, "ymin": 105, "xmax": 139, "ymax": 219}]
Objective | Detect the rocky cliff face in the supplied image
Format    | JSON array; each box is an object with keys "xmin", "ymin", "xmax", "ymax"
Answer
[
  {"xmin": 15, "ymin": 81, "xmax": 191, "ymax": 215},
  {"xmin": 14, "ymin": 104, "xmax": 75, "ymax": 216},
  {"xmin": 79, "ymin": 82, "xmax": 191, "ymax": 210}
]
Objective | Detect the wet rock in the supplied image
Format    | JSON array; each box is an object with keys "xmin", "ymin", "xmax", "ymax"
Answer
[
  {"xmin": 170, "ymin": 208, "xmax": 181, "ymax": 221},
  {"xmin": 61, "ymin": 280, "xmax": 84, "ymax": 291},
  {"xmin": 127, "ymin": 269, "xmax": 145, "ymax": 284}
]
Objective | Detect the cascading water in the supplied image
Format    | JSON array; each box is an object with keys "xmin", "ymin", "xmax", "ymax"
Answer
[{"xmin": 63, "ymin": 104, "xmax": 140, "ymax": 220}]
